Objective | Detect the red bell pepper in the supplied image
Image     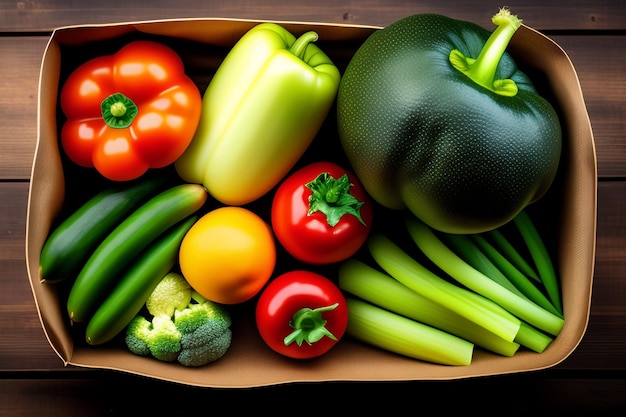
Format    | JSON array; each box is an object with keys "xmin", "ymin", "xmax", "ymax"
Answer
[{"xmin": 59, "ymin": 40, "xmax": 202, "ymax": 181}]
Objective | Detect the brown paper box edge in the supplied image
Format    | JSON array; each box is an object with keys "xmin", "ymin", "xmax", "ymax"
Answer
[{"xmin": 25, "ymin": 17, "xmax": 597, "ymax": 388}]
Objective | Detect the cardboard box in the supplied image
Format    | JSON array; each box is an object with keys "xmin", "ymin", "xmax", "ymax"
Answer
[{"xmin": 25, "ymin": 18, "xmax": 597, "ymax": 387}]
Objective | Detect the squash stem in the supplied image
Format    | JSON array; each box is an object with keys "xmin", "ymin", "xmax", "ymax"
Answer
[{"xmin": 449, "ymin": 7, "xmax": 522, "ymax": 97}]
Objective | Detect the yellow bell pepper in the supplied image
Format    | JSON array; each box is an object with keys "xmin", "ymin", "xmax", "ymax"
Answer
[{"xmin": 175, "ymin": 23, "xmax": 341, "ymax": 205}]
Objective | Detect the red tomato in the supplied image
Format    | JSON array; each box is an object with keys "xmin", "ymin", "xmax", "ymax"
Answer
[
  {"xmin": 255, "ymin": 270, "xmax": 348, "ymax": 359},
  {"xmin": 271, "ymin": 161, "xmax": 373, "ymax": 265}
]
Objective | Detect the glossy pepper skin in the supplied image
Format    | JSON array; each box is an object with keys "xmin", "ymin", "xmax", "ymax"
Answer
[
  {"xmin": 337, "ymin": 9, "xmax": 562, "ymax": 234},
  {"xmin": 175, "ymin": 23, "xmax": 341, "ymax": 206},
  {"xmin": 60, "ymin": 40, "xmax": 202, "ymax": 182}
]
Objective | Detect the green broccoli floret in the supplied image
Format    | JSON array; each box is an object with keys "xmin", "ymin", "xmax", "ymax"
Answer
[
  {"xmin": 175, "ymin": 293, "xmax": 233, "ymax": 367},
  {"xmin": 124, "ymin": 272, "xmax": 232, "ymax": 367},
  {"xmin": 124, "ymin": 314, "xmax": 182, "ymax": 362},
  {"xmin": 124, "ymin": 316, "xmax": 151, "ymax": 357},
  {"xmin": 146, "ymin": 271, "xmax": 192, "ymax": 317}
]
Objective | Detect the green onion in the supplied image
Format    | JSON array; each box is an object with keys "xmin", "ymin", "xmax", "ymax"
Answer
[
  {"xmin": 345, "ymin": 298, "xmax": 474, "ymax": 366},
  {"xmin": 471, "ymin": 233, "xmax": 563, "ymax": 318},
  {"xmin": 486, "ymin": 228, "xmax": 540, "ymax": 282},
  {"xmin": 437, "ymin": 274, "xmax": 554, "ymax": 352},
  {"xmin": 367, "ymin": 233, "xmax": 521, "ymax": 342},
  {"xmin": 405, "ymin": 215, "xmax": 564, "ymax": 337},
  {"xmin": 338, "ymin": 259, "xmax": 520, "ymax": 356},
  {"xmin": 440, "ymin": 232, "xmax": 526, "ymax": 298},
  {"xmin": 513, "ymin": 210, "xmax": 563, "ymax": 315}
]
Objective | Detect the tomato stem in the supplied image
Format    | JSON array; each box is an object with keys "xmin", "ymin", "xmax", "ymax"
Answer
[
  {"xmin": 306, "ymin": 172, "xmax": 366, "ymax": 227},
  {"xmin": 284, "ymin": 303, "xmax": 339, "ymax": 347}
]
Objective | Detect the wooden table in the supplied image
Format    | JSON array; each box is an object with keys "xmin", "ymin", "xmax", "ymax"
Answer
[{"xmin": 1, "ymin": 1, "xmax": 624, "ymax": 414}]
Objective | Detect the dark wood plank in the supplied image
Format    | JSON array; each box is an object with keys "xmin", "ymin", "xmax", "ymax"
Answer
[
  {"xmin": 559, "ymin": 181, "xmax": 626, "ymax": 370},
  {"xmin": 0, "ymin": 37, "xmax": 48, "ymax": 180},
  {"xmin": 0, "ymin": 0, "xmax": 624, "ymax": 32},
  {"xmin": 0, "ymin": 183, "xmax": 64, "ymax": 370},
  {"xmin": 552, "ymin": 35, "xmax": 626, "ymax": 178}
]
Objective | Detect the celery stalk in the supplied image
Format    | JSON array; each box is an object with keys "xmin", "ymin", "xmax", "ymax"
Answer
[
  {"xmin": 471, "ymin": 233, "xmax": 563, "ymax": 318},
  {"xmin": 440, "ymin": 275, "xmax": 554, "ymax": 352},
  {"xmin": 513, "ymin": 210, "xmax": 563, "ymax": 315},
  {"xmin": 405, "ymin": 216, "xmax": 564, "ymax": 336},
  {"xmin": 486, "ymin": 228, "xmax": 540, "ymax": 282},
  {"xmin": 338, "ymin": 259, "xmax": 520, "ymax": 356},
  {"xmin": 345, "ymin": 298, "xmax": 474, "ymax": 365},
  {"xmin": 516, "ymin": 323, "xmax": 554, "ymax": 353},
  {"xmin": 368, "ymin": 234, "xmax": 521, "ymax": 342},
  {"xmin": 440, "ymin": 232, "xmax": 527, "ymax": 298}
]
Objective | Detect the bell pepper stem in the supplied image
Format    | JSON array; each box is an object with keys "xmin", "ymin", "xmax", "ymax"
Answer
[
  {"xmin": 284, "ymin": 303, "xmax": 339, "ymax": 347},
  {"xmin": 101, "ymin": 92, "xmax": 138, "ymax": 128},
  {"xmin": 110, "ymin": 101, "xmax": 127, "ymax": 117},
  {"xmin": 449, "ymin": 7, "xmax": 522, "ymax": 97},
  {"xmin": 289, "ymin": 31, "xmax": 319, "ymax": 60}
]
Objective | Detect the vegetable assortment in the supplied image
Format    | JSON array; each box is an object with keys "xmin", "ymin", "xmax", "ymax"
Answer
[{"xmin": 41, "ymin": 10, "xmax": 567, "ymax": 369}]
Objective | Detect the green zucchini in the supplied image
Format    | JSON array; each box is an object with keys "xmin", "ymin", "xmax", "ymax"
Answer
[
  {"xmin": 67, "ymin": 183, "xmax": 207, "ymax": 324},
  {"xmin": 85, "ymin": 215, "xmax": 198, "ymax": 345},
  {"xmin": 39, "ymin": 174, "xmax": 171, "ymax": 284}
]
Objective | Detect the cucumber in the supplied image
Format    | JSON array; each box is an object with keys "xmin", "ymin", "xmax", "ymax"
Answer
[
  {"xmin": 67, "ymin": 183, "xmax": 208, "ymax": 324},
  {"xmin": 39, "ymin": 174, "xmax": 171, "ymax": 284},
  {"xmin": 85, "ymin": 215, "xmax": 198, "ymax": 346}
]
